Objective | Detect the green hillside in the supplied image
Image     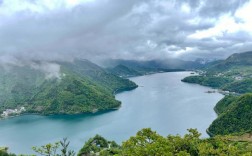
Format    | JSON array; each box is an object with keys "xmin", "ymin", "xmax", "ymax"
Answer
[
  {"xmin": 214, "ymin": 95, "xmax": 239, "ymax": 115},
  {"xmin": 182, "ymin": 51, "xmax": 252, "ymax": 94},
  {"xmin": 208, "ymin": 94, "xmax": 252, "ymax": 136},
  {"xmin": 205, "ymin": 51, "xmax": 252, "ymax": 73},
  {"xmin": 0, "ymin": 60, "xmax": 137, "ymax": 116},
  {"xmin": 182, "ymin": 75, "xmax": 233, "ymax": 88},
  {"xmin": 107, "ymin": 65, "xmax": 142, "ymax": 78},
  {"xmin": 222, "ymin": 79, "xmax": 252, "ymax": 94}
]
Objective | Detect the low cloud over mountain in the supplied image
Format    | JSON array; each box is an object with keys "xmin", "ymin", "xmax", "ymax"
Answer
[{"xmin": 0, "ymin": 0, "xmax": 251, "ymax": 63}]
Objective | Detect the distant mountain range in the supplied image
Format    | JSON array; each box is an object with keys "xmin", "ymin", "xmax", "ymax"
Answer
[
  {"xmin": 103, "ymin": 58, "xmax": 206, "ymax": 77},
  {"xmin": 205, "ymin": 51, "xmax": 252, "ymax": 71},
  {"xmin": 102, "ymin": 58, "xmax": 205, "ymax": 70}
]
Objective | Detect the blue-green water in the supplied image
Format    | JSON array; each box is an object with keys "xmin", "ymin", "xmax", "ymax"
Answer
[{"xmin": 0, "ymin": 72, "xmax": 223, "ymax": 154}]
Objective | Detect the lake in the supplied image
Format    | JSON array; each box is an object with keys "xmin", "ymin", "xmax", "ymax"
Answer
[{"xmin": 0, "ymin": 72, "xmax": 224, "ymax": 154}]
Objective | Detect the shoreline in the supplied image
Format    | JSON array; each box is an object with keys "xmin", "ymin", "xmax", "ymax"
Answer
[
  {"xmin": 0, "ymin": 86, "xmax": 136, "ymax": 121},
  {"xmin": 0, "ymin": 71, "xmax": 222, "ymax": 154},
  {"xmin": 181, "ymin": 73, "xmax": 226, "ymax": 137},
  {"xmin": 0, "ymin": 71, "xmax": 195, "ymax": 121},
  {"xmin": 0, "ymin": 70, "xmax": 179, "ymax": 120},
  {"xmin": 0, "ymin": 106, "xmax": 122, "ymax": 121}
]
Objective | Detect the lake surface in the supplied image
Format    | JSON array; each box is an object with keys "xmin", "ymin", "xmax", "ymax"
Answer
[{"xmin": 0, "ymin": 72, "xmax": 224, "ymax": 154}]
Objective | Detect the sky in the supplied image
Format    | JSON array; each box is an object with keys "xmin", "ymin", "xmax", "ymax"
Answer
[{"xmin": 0, "ymin": 0, "xmax": 252, "ymax": 64}]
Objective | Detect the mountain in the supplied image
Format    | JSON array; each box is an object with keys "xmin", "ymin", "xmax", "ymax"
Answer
[
  {"xmin": 102, "ymin": 58, "xmax": 204, "ymax": 70},
  {"xmin": 181, "ymin": 51, "xmax": 252, "ymax": 136},
  {"xmin": 107, "ymin": 64, "xmax": 186, "ymax": 78},
  {"xmin": 107, "ymin": 65, "xmax": 142, "ymax": 78},
  {"xmin": 0, "ymin": 60, "xmax": 137, "ymax": 116},
  {"xmin": 102, "ymin": 59, "xmax": 202, "ymax": 78},
  {"xmin": 206, "ymin": 51, "xmax": 252, "ymax": 72},
  {"xmin": 182, "ymin": 51, "xmax": 252, "ymax": 94},
  {"xmin": 221, "ymin": 51, "xmax": 252, "ymax": 66},
  {"xmin": 4, "ymin": 128, "xmax": 252, "ymax": 156}
]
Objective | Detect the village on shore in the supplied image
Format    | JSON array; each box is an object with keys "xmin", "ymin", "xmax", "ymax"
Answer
[{"xmin": 1, "ymin": 107, "xmax": 26, "ymax": 118}]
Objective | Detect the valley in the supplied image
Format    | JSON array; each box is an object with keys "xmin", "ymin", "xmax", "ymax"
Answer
[
  {"xmin": 0, "ymin": 72, "xmax": 223, "ymax": 154},
  {"xmin": 1, "ymin": 51, "xmax": 252, "ymax": 155}
]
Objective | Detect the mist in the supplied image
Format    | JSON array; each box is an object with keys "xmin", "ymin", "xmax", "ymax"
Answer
[{"xmin": 0, "ymin": 0, "xmax": 252, "ymax": 66}]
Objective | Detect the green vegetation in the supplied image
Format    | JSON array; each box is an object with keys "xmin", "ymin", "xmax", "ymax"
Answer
[
  {"xmin": 182, "ymin": 76, "xmax": 252, "ymax": 94},
  {"xmin": 208, "ymin": 94, "xmax": 252, "ymax": 136},
  {"xmin": 222, "ymin": 79, "xmax": 252, "ymax": 94},
  {"xmin": 103, "ymin": 58, "xmax": 204, "ymax": 72},
  {"xmin": 214, "ymin": 95, "xmax": 239, "ymax": 115},
  {"xmin": 78, "ymin": 135, "xmax": 120, "ymax": 156},
  {"xmin": 0, "ymin": 60, "xmax": 137, "ymax": 116},
  {"xmin": 32, "ymin": 138, "xmax": 75, "ymax": 156},
  {"xmin": 4, "ymin": 128, "xmax": 250, "ymax": 156},
  {"xmin": 107, "ymin": 64, "xmax": 185, "ymax": 78},
  {"xmin": 182, "ymin": 76, "xmax": 233, "ymax": 88},
  {"xmin": 107, "ymin": 65, "xmax": 142, "ymax": 78},
  {"xmin": 121, "ymin": 128, "xmax": 252, "ymax": 156},
  {"xmin": 182, "ymin": 51, "xmax": 252, "ymax": 136},
  {"xmin": 182, "ymin": 51, "xmax": 252, "ymax": 94},
  {"xmin": 0, "ymin": 147, "xmax": 15, "ymax": 156}
]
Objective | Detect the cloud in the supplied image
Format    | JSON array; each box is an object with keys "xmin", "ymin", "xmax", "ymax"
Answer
[
  {"xmin": 30, "ymin": 62, "xmax": 62, "ymax": 79},
  {"xmin": 0, "ymin": 0, "xmax": 251, "ymax": 63}
]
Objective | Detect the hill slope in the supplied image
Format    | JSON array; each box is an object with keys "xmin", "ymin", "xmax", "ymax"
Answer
[
  {"xmin": 107, "ymin": 65, "xmax": 142, "ymax": 77},
  {"xmin": 0, "ymin": 60, "xmax": 137, "ymax": 116},
  {"xmin": 102, "ymin": 58, "xmax": 204, "ymax": 70},
  {"xmin": 208, "ymin": 94, "xmax": 252, "ymax": 135},
  {"xmin": 182, "ymin": 51, "xmax": 252, "ymax": 94}
]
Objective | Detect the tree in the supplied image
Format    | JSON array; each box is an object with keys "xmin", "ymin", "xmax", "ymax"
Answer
[
  {"xmin": 78, "ymin": 135, "xmax": 121, "ymax": 156},
  {"xmin": 32, "ymin": 138, "xmax": 75, "ymax": 156},
  {"xmin": 122, "ymin": 128, "xmax": 174, "ymax": 156}
]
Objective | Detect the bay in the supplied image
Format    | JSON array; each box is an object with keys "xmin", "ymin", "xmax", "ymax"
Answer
[{"xmin": 0, "ymin": 72, "xmax": 223, "ymax": 154}]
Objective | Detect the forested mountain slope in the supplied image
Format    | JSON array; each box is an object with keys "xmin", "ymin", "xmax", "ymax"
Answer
[
  {"xmin": 182, "ymin": 51, "xmax": 252, "ymax": 94},
  {"xmin": 208, "ymin": 94, "xmax": 252, "ymax": 136},
  {"xmin": 0, "ymin": 60, "xmax": 137, "ymax": 116}
]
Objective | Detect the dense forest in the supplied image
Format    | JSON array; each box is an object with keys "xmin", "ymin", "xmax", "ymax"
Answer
[
  {"xmin": 182, "ymin": 76, "xmax": 233, "ymax": 88},
  {"xmin": 208, "ymin": 94, "xmax": 252, "ymax": 136},
  {"xmin": 0, "ymin": 60, "xmax": 137, "ymax": 116},
  {"xmin": 2, "ymin": 128, "xmax": 252, "ymax": 156}
]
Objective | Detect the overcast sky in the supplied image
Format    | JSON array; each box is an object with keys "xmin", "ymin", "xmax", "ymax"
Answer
[{"xmin": 0, "ymin": 0, "xmax": 252, "ymax": 64}]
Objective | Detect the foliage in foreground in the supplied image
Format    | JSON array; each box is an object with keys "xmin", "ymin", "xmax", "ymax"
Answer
[
  {"xmin": 75, "ymin": 129, "xmax": 252, "ymax": 156},
  {"xmin": 32, "ymin": 138, "xmax": 75, "ymax": 156},
  {"xmin": 121, "ymin": 128, "xmax": 252, "ymax": 156},
  {"xmin": 78, "ymin": 135, "xmax": 120, "ymax": 156},
  {"xmin": 0, "ymin": 147, "xmax": 15, "ymax": 156},
  {"xmin": 3, "ymin": 128, "xmax": 252, "ymax": 156}
]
